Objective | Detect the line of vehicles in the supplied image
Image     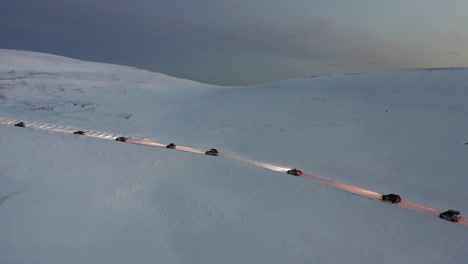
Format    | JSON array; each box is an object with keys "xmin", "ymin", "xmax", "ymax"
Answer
[
  {"xmin": 13, "ymin": 121, "xmax": 463, "ymax": 223},
  {"xmin": 114, "ymin": 137, "xmax": 220, "ymax": 156}
]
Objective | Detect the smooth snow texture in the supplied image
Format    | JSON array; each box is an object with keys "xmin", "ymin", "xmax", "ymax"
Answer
[{"xmin": 0, "ymin": 49, "xmax": 467, "ymax": 264}]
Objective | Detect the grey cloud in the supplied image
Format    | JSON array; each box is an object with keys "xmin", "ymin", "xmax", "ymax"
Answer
[
  {"xmin": 0, "ymin": 0, "xmax": 384, "ymax": 84},
  {"xmin": 1, "ymin": 0, "xmax": 352, "ymax": 61},
  {"xmin": 2, "ymin": 0, "xmax": 466, "ymax": 85}
]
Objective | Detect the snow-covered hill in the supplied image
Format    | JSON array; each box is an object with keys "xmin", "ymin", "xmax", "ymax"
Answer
[{"xmin": 0, "ymin": 49, "xmax": 467, "ymax": 264}]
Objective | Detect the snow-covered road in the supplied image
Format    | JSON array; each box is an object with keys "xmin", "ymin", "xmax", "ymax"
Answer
[{"xmin": 1, "ymin": 117, "xmax": 466, "ymax": 227}]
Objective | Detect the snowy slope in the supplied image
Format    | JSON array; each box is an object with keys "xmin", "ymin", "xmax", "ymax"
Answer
[
  {"xmin": 1, "ymin": 126, "xmax": 467, "ymax": 264},
  {"xmin": 0, "ymin": 49, "xmax": 467, "ymax": 263}
]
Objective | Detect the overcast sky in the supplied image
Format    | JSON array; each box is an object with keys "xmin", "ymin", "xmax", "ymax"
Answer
[{"xmin": 1, "ymin": 0, "xmax": 467, "ymax": 85}]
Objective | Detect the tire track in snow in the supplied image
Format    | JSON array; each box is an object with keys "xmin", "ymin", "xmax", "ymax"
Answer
[
  {"xmin": 0, "ymin": 117, "xmax": 466, "ymax": 227},
  {"xmin": 127, "ymin": 139, "xmax": 166, "ymax": 148},
  {"xmin": 126, "ymin": 140, "xmax": 207, "ymax": 155},
  {"xmin": 222, "ymin": 155, "xmax": 290, "ymax": 173},
  {"xmin": 0, "ymin": 118, "xmax": 118, "ymax": 140}
]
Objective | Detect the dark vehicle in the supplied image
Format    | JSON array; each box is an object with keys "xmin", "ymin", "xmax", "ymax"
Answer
[
  {"xmin": 166, "ymin": 143, "xmax": 176, "ymax": 149},
  {"xmin": 205, "ymin": 148, "xmax": 219, "ymax": 156},
  {"xmin": 73, "ymin": 131, "xmax": 86, "ymax": 135},
  {"xmin": 115, "ymin": 137, "xmax": 128, "ymax": 142},
  {"xmin": 439, "ymin": 210, "xmax": 461, "ymax": 222},
  {"xmin": 382, "ymin": 194, "xmax": 402, "ymax": 204},
  {"xmin": 287, "ymin": 168, "xmax": 303, "ymax": 176},
  {"xmin": 14, "ymin": 122, "xmax": 26, "ymax": 127}
]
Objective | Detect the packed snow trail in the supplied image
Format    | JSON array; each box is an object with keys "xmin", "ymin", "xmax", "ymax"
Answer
[{"xmin": 0, "ymin": 117, "xmax": 466, "ymax": 227}]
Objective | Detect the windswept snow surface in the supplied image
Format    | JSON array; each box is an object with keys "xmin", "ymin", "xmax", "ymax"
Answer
[{"xmin": 0, "ymin": 49, "xmax": 467, "ymax": 263}]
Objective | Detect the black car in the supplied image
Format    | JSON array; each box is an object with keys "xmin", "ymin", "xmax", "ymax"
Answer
[
  {"xmin": 166, "ymin": 143, "xmax": 176, "ymax": 149},
  {"xmin": 205, "ymin": 148, "xmax": 219, "ymax": 156},
  {"xmin": 115, "ymin": 137, "xmax": 128, "ymax": 142},
  {"xmin": 287, "ymin": 168, "xmax": 303, "ymax": 176},
  {"xmin": 73, "ymin": 131, "xmax": 86, "ymax": 135},
  {"xmin": 439, "ymin": 210, "xmax": 461, "ymax": 222},
  {"xmin": 382, "ymin": 194, "xmax": 402, "ymax": 204},
  {"xmin": 14, "ymin": 122, "xmax": 26, "ymax": 127}
]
